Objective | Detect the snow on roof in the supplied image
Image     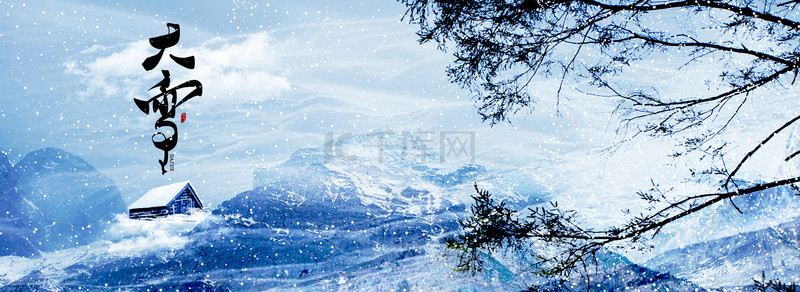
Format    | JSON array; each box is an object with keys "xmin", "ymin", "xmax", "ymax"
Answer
[{"xmin": 129, "ymin": 180, "xmax": 193, "ymax": 210}]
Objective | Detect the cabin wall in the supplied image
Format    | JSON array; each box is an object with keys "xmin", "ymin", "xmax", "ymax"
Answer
[
  {"xmin": 166, "ymin": 188, "xmax": 200, "ymax": 215},
  {"xmin": 129, "ymin": 207, "xmax": 169, "ymax": 219}
]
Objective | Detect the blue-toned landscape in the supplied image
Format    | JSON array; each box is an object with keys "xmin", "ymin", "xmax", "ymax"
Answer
[
  {"xmin": 3, "ymin": 0, "xmax": 800, "ymax": 291},
  {"xmin": 1, "ymin": 137, "xmax": 799, "ymax": 290}
]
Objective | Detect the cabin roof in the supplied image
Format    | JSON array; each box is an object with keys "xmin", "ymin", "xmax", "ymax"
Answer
[{"xmin": 128, "ymin": 180, "xmax": 200, "ymax": 210}]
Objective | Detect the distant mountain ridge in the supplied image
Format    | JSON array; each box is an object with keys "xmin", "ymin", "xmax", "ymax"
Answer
[
  {"xmin": 14, "ymin": 147, "xmax": 97, "ymax": 182},
  {"xmin": 253, "ymin": 130, "xmax": 518, "ymax": 217},
  {"xmin": 0, "ymin": 133, "xmax": 704, "ymax": 290},
  {"xmin": 0, "ymin": 147, "xmax": 126, "ymax": 256},
  {"xmin": 647, "ymin": 212, "xmax": 800, "ymax": 288},
  {"xmin": 3, "ymin": 136, "xmax": 791, "ymax": 289}
]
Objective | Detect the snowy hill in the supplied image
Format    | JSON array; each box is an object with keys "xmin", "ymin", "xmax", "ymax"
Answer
[
  {"xmin": 646, "ymin": 212, "xmax": 800, "ymax": 288},
  {"xmin": 12, "ymin": 148, "xmax": 127, "ymax": 251}
]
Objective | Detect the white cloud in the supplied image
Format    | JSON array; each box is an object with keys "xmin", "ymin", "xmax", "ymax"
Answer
[
  {"xmin": 65, "ymin": 32, "xmax": 292, "ymax": 105},
  {"xmin": 104, "ymin": 212, "xmax": 211, "ymax": 255}
]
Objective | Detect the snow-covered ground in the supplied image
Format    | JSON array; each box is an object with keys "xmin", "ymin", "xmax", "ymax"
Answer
[{"xmin": 0, "ymin": 211, "xmax": 210, "ymax": 286}]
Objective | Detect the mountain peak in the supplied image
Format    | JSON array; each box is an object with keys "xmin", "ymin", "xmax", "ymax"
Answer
[{"xmin": 14, "ymin": 147, "xmax": 96, "ymax": 181}]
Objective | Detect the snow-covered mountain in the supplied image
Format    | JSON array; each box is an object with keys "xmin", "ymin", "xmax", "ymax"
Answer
[
  {"xmin": 26, "ymin": 134, "xmax": 512, "ymax": 290},
  {"xmin": 0, "ymin": 136, "xmax": 706, "ymax": 291},
  {"xmin": 10, "ymin": 148, "xmax": 127, "ymax": 252},
  {"xmin": 633, "ymin": 128, "xmax": 800, "ymax": 289},
  {"xmin": 647, "ymin": 211, "xmax": 800, "ymax": 288},
  {"xmin": 3, "ymin": 140, "xmax": 796, "ymax": 290},
  {"xmin": 251, "ymin": 130, "xmax": 534, "ymax": 216}
]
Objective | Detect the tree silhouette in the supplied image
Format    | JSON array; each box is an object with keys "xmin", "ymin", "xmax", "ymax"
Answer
[
  {"xmin": 754, "ymin": 272, "xmax": 798, "ymax": 292},
  {"xmin": 400, "ymin": 0, "xmax": 800, "ymax": 284}
]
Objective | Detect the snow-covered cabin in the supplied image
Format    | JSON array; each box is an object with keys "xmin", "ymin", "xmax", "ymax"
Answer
[{"xmin": 128, "ymin": 181, "xmax": 203, "ymax": 219}]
